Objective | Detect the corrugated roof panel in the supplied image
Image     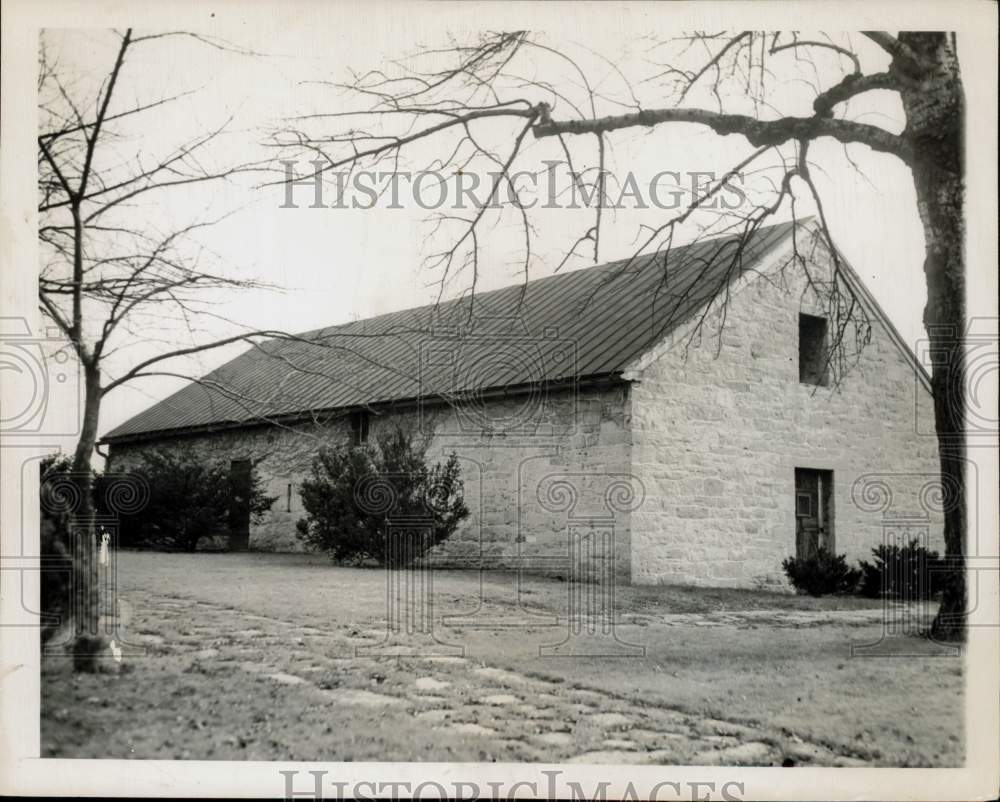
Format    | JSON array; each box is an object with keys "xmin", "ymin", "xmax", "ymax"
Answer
[{"xmin": 102, "ymin": 220, "xmax": 797, "ymax": 441}]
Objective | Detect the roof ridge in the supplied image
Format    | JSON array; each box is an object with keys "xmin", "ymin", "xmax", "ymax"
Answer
[
  {"xmin": 101, "ymin": 217, "xmax": 806, "ymax": 442},
  {"xmin": 294, "ymin": 218, "xmax": 802, "ymax": 340}
]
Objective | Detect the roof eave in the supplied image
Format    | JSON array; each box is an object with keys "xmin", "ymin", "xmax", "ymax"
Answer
[{"xmin": 100, "ymin": 370, "xmax": 628, "ymax": 446}]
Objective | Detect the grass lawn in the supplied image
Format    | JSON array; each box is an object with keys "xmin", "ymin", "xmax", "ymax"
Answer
[{"xmin": 40, "ymin": 551, "xmax": 963, "ymax": 765}]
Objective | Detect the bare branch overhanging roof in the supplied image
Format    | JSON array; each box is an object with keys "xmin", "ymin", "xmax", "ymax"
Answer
[{"xmin": 102, "ymin": 219, "xmax": 799, "ymax": 442}]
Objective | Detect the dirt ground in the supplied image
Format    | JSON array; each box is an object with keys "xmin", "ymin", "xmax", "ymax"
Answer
[{"xmin": 40, "ymin": 552, "xmax": 964, "ymax": 765}]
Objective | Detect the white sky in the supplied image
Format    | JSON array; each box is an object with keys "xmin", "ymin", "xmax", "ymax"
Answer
[{"xmin": 33, "ymin": 18, "xmax": 951, "ymax": 455}]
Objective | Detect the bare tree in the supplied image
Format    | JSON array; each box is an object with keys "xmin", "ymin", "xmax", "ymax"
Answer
[
  {"xmin": 37, "ymin": 28, "xmax": 291, "ymax": 669},
  {"xmin": 275, "ymin": 31, "xmax": 967, "ymax": 639}
]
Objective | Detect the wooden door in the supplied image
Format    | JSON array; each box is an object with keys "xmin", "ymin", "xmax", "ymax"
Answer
[
  {"xmin": 228, "ymin": 459, "xmax": 252, "ymax": 551},
  {"xmin": 795, "ymin": 468, "xmax": 833, "ymax": 558}
]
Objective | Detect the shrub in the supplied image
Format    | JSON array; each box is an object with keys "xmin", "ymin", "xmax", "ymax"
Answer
[
  {"xmin": 782, "ymin": 549, "xmax": 861, "ymax": 596},
  {"xmin": 296, "ymin": 425, "xmax": 468, "ymax": 566},
  {"xmin": 858, "ymin": 539, "xmax": 944, "ymax": 600},
  {"xmin": 39, "ymin": 455, "xmax": 78, "ymax": 643},
  {"xmin": 115, "ymin": 450, "xmax": 276, "ymax": 551}
]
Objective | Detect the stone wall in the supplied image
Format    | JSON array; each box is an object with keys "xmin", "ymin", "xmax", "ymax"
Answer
[
  {"xmin": 107, "ymin": 417, "xmax": 351, "ymax": 552},
  {"xmin": 626, "ymin": 231, "xmax": 943, "ymax": 588},
  {"xmin": 107, "ymin": 383, "xmax": 636, "ymax": 579}
]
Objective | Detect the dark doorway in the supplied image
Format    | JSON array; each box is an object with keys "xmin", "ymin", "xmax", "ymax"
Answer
[
  {"xmin": 795, "ymin": 468, "xmax": 834, "ymax": 558},
  {"xmin": 228, "ymin": 458, "xmax": 252, "ymax": 551}
]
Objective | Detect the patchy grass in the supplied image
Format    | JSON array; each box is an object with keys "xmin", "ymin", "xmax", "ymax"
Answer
[
  {"xmin": 41, "ymin": 551, "xmax": 963, "ymax": 766},
  {"xmin": 99, "ymin": 551, "xmax": 883, "ymax": 622},
  {"xmin": 614, "ymin": 581, "xmax": 882, "ymax": 614}
]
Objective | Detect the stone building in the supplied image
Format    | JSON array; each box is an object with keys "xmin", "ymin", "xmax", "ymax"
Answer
[{"xmin": 102, "ymin": 219, "xmax": 944, "ymax": 587}]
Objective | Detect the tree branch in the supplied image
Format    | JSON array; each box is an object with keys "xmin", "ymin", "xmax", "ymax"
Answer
[
  {"xmin": 769, "ymin": 35, "xmax": 862, "ymax": 75},
  {"xmin": 812, "ymin": 71, "xmax": 899, "ymax": 117},
  {"xmin": 100, "ymin": 332, "xmax": 289, "ymax": 396},
  {"xmin": 78, "ymin": 30, "xmax": 131, "ymax": 199},
  {"xmin": 861, "ymin": 31, "xmax": 926, "ymax": 73},
  {"xmin": 531, "ymin": 104, "xmax": 911, "ymax": 162}
]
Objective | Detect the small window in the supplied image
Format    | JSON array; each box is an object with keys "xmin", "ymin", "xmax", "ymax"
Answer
[
  {"xmin": 349, "ymin": 410, "xmax": 370, "ymax": 446},
  {"xmin": 798, "ymin": 313, "xmax": 829, "ymax": 386},
  {"xmin": 286, "ymin": 483, "xmax": 293, "ymax": 513},
  {"xmin": 796, "ymin": 493, "xmax": 812, "ymax": 517},
  {"xmin": 229, "ymin": 459, "xmax": 251, "ymax": 490}
]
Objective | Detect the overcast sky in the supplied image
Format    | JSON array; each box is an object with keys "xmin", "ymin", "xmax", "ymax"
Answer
[{"xmin": 36, "ymin": 16, "xmax": 947, "ymax": 456}]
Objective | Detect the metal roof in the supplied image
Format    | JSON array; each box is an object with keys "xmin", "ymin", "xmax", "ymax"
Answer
[{"xmin": 102, "ymin": 220, "xmax": 797, "ymax": 442}]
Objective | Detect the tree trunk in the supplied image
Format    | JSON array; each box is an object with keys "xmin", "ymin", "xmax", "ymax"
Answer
[
  {"xmin": 70, "ymin": 364, "xmax": 105, "ymax": 671},
  {"xmin": 920, "ymin": 172, "xmax": 967, "ymax": 642},
  {"xmin": 898, "ymin": 33, "xmax": 967, "ymax": 641}
]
